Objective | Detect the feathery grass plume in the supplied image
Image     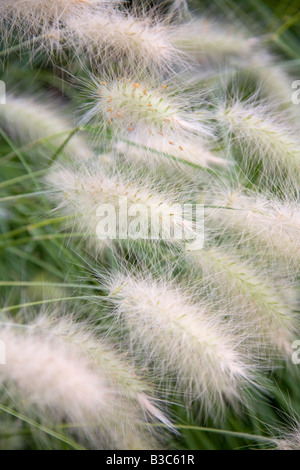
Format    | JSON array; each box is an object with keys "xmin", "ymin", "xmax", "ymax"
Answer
[
  {"xmin": 0, "ymin": 0, "xmax": 116, "ymax": 36},
  {"xmin": 206, "ymin": 187, "xmax": 300, "ymax": 269},
  {"xmin": 173, "ymin": 18, "xmax": 259, "ymax": 67},
  {"xmin": 0, "ymin": 320, "xmax": 111, "ymax": 448},
  {"xmin": 66, "ymin": 9, "xmax": 177, "ymax": 72},
  {"xmin": 81, "ymin": 73, "xmax": 212, "ymax": 158},
  {"xmin": 173, "ymin": 20, "xmax": 294, "ymax": 117},
  {"xmin": 276, "ymin": 431, "xmax": 300, "ymax": 450},
  {"xmin": 109, "ymin": 147, "xmax": 217, "ymax": 206},
  {"xmin": 116, "ymin": 135, "xmax": 229, "ymax": 169},
  {"xmin": 105, "ymin": 271, "xmax": 257, "ymax": 416},
  {"xmin": 273, "ymin": 419, "xmax": 300, "ymax": 450},
  {"xmin": 0, "ymin": 315, "xmax": 168, "ymax": 449},
  {"xmin": 248, "ymin": 51, "xmax": 297, "ymax": 105},
  {"xmin": 0, "ymin": 93, "xmax": 91, "ymax": 160},
  {"xmin": 187, "ymin": 247, "xmax": 296, "ymax": 356},
  {"xmin": 0, "ymin": 0, "xmax": 120, "ymax": 60},
  {"xmin": 36, "ymin": 315, "xmax": 173, "ymax": 424},
  {"xmin": 46, "ymin": 161, "xmax": 198, "ymax": 252},
  {"xmin": 172, "ymin": 19, "xmax": 293, "ymax": 106},
  {"xmin": 216, "ymin": 95, "xmax": 300, "ymax": 191},
  {"xmin": 33, "ymin": 314, "xmax": 174, "ymax": 444},
  {"xmin": 264, "ymin": 411, "xmax": 300, "ymax": 450}
]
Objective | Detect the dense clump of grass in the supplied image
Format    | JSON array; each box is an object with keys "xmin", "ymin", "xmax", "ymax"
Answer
[{"xmin": 0, "ymin": 0, "xmax": 300, "ymax": 451}]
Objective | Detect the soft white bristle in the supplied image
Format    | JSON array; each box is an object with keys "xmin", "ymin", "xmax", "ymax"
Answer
[
  {"xmin": 66, "ymin": 10, "xmax": 177, "ymax": 70},
  {"xmin": 0, "ymin": 315, "xmax": 172, "ymax": 449},
  {"xmin": 207, "ymin": 188, "xmax": 300, "ymax": 268},
  {"xmin": 81, "ymin": 74, "xmax": 212, "ymax": 154},
  {"xmin": 173, "ymin": 18, "xmax": 258, "ymax": 66},
  {"xmin": 106, "ymin": 272, "xmax": 258, "ymax": 417},
  {"xmin": 217, "ymin": 96, "xmax": 300, "ymax": 190},
  {"xmin": 46, "ymin": 161, "xmax": 198, "ymax": 251},
  {"xmin": 189, "ymin": 247, "xmax": 296, "ymax": 355}
]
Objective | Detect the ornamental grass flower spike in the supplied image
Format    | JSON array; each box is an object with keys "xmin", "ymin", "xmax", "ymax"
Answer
[
  {"xmin": 81, "ymin": 74, "xmax": 212, "ymax": 157},
  {"xmin": 173, "ymin": 18, "xmax": 258, "ymax": 67},
  {"xmin": 0, "ymin": 0, "xmax": 117, "ymax": 33},
  {"xmin": 0, "ymin": 314, "xmax": 170, "ymax": 449},
  {"xmin": 46, "ymin": 161, "xmax": 198, "ymax": 251},
  {"xmin": 0, "ymin": 0, "xmax": 120, "ymax": 56},
  {"xmin": 217, "ymin": 96, "xmax": 300, "ymax": 191},
  {"xmin": 208, "ymin": 188, "xmax": 300, "ymax": 268},
  {"xmin": 188, "ymin": 247, "xmax": 296, "ymax": 356},
  {"xmin": 106, "ymin": 272, "xmax": 258, "ymax": 417},
  {"xmin": 66, "ymin": 9, "xmax": 177, "ymax": 71},
  {"xmin": 0, "ymin": 0, "xmax": 300, "ymax": 451}
]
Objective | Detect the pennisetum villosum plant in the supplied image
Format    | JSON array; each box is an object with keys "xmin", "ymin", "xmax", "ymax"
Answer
[{"xmin": 0, "ymin": 0, "xmax": 300, "ymax": 450}]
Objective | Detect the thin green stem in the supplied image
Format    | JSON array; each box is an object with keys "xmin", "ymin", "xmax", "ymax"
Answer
[
  {"xmin": 0, "ymin": 169, "xmax": 47, "ymax": 190},
  {"xmin": 0, "ymin": 295, "xmax": 99, "ymax": 313},
  {"xmin": 49, "ymin": 126, "xmax": 82, "ymax": 163},
  {"xmin": 0, "ymin": 232, "xmax": 90, "ymax": 247},
  {"xmin": 0, "ymin": 215, "xmax": 75, "ymax": 241},
  {"xmin": 150, "ymin": 423, "xmax": 273, "ymax": 444},
  {"xmin": 0, "ymin": 128, "xmax": 82, "ymax": 164},
  {"xmin": 0, "ymin": 281, "xmax": 100, "ymax": 290},
  {"xmin": 0, "ymin": 190, "xmax": 54, "ymax": 203}
]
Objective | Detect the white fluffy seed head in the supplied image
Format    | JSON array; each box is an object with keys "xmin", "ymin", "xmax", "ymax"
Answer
[
  {"xmin": 0, "ymin": 94, "xmax": 91, "ymax": 160},
  {"xmin": 217, "ymin": 96, "xmax": 300, "ymax": 191},
  {"xmin": 106, "ymin": 272, "xmax": 257, "ymax": 417},
  {"xmin": 249, "ymin": 51, "xmax": 297, "ymax": 104},
  {"xmin": 173, "ymin": 18, "xmax": 259, "ymax": 66},
  {"xmin": 189, "ymin": 247, "xmax": 296, "ymax": 356},
  {"xmin": 0, "ymin": 0, "xmax": 119, "ymax": 56},
  {"xmin": 0, "ymin": 322, "xmax": 110, "ymax": 446},
  {"xmin": 275, "ymin": 426, "xmax": 300, "ymax": 450},
  {"xmin": 117, "ymin": 135, "xmax": 228, "ymax": 169},
  {"xmin": 33, "ymin": 314, "xmax": 174, "ymax": 434},
  {"xmin": 46, "ymin": 161, "xmax": 198, "ymax": 252},
  {"xmin": 0, "ymin": 315, "xmax": 170, "ymax": 449},
  {"xmin": 0, "ymin": 0, "xmax": 115, "ymax": 32},
  {"xmin": 66, "ymin": 10, "xmax": 178, "ymax": 71},
  {"xmin": 81, "ymin": 74, "xmax": 212, "ymax": 153},
  {"xmin": 207, "ymin": 187, "xmax": 300, "ymax": 268}
]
